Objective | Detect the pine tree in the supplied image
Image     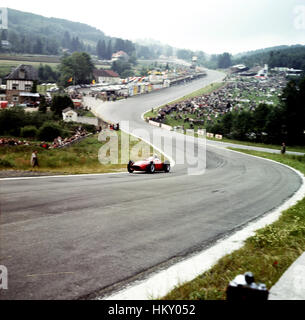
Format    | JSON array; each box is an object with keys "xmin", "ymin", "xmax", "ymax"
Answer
[
  {"xmin": 97, "ymin": 40, "xmax": 103, "ymax": 59},
  {"xmin": 106, "ymin": 41, "xmax": 113, "ymax": 60}
]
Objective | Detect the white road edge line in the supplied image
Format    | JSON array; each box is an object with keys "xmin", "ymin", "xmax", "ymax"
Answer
[
  {"xmin": 101, "ymin": 86, "xmax": 305, "ymax": 300},
  {"xmin": 102, "ymin": 148, "xmax": 305, "ymax": 300},
  {"xmin": 0, "ymin": 172, "xmax": 128, "ymax": 181}
]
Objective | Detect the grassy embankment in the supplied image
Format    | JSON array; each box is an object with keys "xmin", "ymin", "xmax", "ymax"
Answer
[
  {"xmin": 163, "ymin": 149, "xmax": 305, "ymax": 300},
  {"xmin": 0, "ymin": 131, "xmax": 164, "ymax": 175},
  {"xmin": 207, "ymin": 137, "xmax": 305, "ymax": 154}
]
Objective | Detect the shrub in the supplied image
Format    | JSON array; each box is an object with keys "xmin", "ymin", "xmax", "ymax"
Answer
[
  {"xmin": 0, "ymin": 159, "xmax": 14, "ymax": 168},
  {"xmin": 21, "ymin": 126, "xmax": 38, "ymax": 138},
  {"xmin": 38, "ymin": 122, "xmax": 62, "ymax": 142},
  {"xmin": 50, "ymin": 95, "xmax": 74, "ymax": 117}
]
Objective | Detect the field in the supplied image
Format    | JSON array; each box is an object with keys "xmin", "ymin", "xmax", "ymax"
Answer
[
  {"xmin": 0, "ymin": 58, "xmax": 59, "ymax": 79},
  {"xmin": 0, "ymin": 54, "xmax": 110, "ymax": 78}
]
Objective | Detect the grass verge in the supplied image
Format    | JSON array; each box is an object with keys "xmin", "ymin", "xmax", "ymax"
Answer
[
  {"xmin": 207, "ymin": 137, "xmax": 305, "ymax": 154},
  {"xmin": 0, "ymin": 131, "xmax": 165, "ymax": 175},
  {"xmin": 162, "ymin": 149, "xmax": 305, "ymax": 300}
]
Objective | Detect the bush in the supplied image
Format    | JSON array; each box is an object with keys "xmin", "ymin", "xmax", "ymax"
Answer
[
  {"xmin": 21, "ymin": 126, "xmax": 38, "ymax": 138},
  {"xmin": 50, "ymin": 95, "xmax": 74, "ymax": 117},
  {"xmin": 38, "ymin": 122, "xmax": 63, "ymax": 142},
  {"xmin": 81, "ymin": 124, "xmax": 96, "ymax": 133},
  {"xmin": 0, "ymin": 159, "xmax": 14, "ymax": 168},
  {"xmin": 0, "ymin": 108, "xmax": 25, "ymax": 135}
]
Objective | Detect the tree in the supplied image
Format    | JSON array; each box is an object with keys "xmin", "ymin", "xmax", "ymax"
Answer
[
  {"xmin": 96, "ymin": 40, "xmax": 103, "ymax": 59},
  {"xmin": 128, "ymin": 53, "xmax": 137, "ymax": 66},
  {"xmin": 97, "ymin": 39, "xmax": 107, "ymax": 60},
  {"xmin": 280, "ymin": 79, "xmax": 305, "ymax": 144},
  {"xmin": 231, "ymin": 110, "xmax": 253, "ymax": 140},
  {"xmin": 46, "ymin": 38, "xmax": 59, "ymax": 55},
  {"xmin": 62, "ymin": 31, "xmax": 71, "ymax": 49},
  {"xmin": 114, "ymin": 38, "xmax": 125, "ymax": 52},
  {"xmin": 38, "ymin": 121, "xmax": 62, "ymax": 141},
  {"xmin": 50, "ymin": 95, "xmax": 74, "ymax": 117},
  {"xmin": 106, "ymin": 41, "xmax": 113, "ymax": 60},
  {"xmin": 252, "ymin": 103, "xmax": 271, "ymax": 140},
  {"xmin": 165, "ymin": 46, "xmax": 173, "ymax": 57},
  {"xmin": 58, "ymin": 52, "xmax": 94, "ymax": 86},
  {"xmin": 38, "ymin": 95, "xmax": 48, "ymax": 113},
  {"xmin": 217, "ymin": 53, "xmax": 232, "ymax": 69},
  {"xmin": 112, "ymin": 60, "xmax": 133, "ymax": 77},
  {"xmin": 33, "ymin": 38, "xmax": 43, "ymax": 54},
  {"xmin": 21, "ymin": 126, "xmax": 38, "ymax": 138},
  {"xmin": 177, "ymin": 49, "xmax": 193, "ymax": 61},
  {"xmin": 31, "ymin": 81, "xmax": 38, "ymax": 93}
]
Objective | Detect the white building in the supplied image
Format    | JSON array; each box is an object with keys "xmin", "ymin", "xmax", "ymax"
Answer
[
  {"xmin": 62, "ymin": 108, "xmax": 78, "ymax": 122},
  {"xmin": 93, "ymin": 69, "xmax": 121, "ymax": 84}
]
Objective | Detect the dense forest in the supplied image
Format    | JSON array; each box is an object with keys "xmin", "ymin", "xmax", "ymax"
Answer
[{"xmin": 233, "ymin": 45, "xmax": 305, "ymax": 71}]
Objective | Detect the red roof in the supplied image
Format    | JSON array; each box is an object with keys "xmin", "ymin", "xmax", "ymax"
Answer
[{"xmin": 93, "ymin": 69, "xmax": 120, "ymax": 78}]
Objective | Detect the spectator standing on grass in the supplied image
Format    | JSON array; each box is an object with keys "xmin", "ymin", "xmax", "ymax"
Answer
[
  {"xmin": 31, "ymin": 151, "xmax": 39, "ymax": 168},
  {"xmin": 281, "ymin": 142, "xmax": 286, "ymax": 155}
]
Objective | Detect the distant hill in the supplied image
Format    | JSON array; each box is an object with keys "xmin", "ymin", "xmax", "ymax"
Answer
[
  {"xmin": 7, "ymin": 8, "xmax": 108, "ymax": 46},
  {"xmin": 2, "ymin": 8, "xmax": 177, "ymax": 61},
  {"xmin": 234, "ymin": 45, "xmax": 304, "ymax": 59},
  {"xmin": 3, "ymin": 8, "xmax": 110, "ymax": 55},
  {"xmin": 233, "ymin": 45, "xmax": 305, "ymax": 71}
]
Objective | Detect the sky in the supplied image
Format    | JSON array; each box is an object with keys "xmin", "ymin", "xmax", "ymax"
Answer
[{"xmin": 1, "ymin": 0, "xmax": 305, "ymax": 54}]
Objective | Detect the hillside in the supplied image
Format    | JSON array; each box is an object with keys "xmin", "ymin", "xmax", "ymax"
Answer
[
  {"xmin": 3, "ymin": 8, "xmax": 110, "ymax": 55},
  {"xmin": 234, "ymin": 45, "xmax": 304, "ymax": 59},
  {"xmin": 7, "ymin": 8, "xmax": 108, "ymax": 46},
  {"xmin": 2, "ymin": 8, "xmax": 179, "ymax": 61},
  {"xmin": 2, "ymin": 8, "xmax": 209, "ymax": 64},
  {"xmin": 233, "ymin": 45, "xmax": 305, "ymax": 70}
]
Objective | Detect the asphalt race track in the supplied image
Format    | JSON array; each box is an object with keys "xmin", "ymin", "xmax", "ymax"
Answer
[{"xmin": 0, "ymin": 70, "xmax": 302, "ymax": 300}]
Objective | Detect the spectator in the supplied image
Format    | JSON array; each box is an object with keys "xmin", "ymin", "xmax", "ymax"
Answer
[{"xmin": 31, "ymin": 151, "xmax": 39, "ymax": 168}]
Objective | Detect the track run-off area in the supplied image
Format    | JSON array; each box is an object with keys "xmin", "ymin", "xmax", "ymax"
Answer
[{"xmin": 0, "ymin": 70, "xmax": 303, "ymax": 300}]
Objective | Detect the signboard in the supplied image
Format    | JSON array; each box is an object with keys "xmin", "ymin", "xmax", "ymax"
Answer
[{"xmin": 0, "ymin": 8, "xmax": 8, "ymax": 30}]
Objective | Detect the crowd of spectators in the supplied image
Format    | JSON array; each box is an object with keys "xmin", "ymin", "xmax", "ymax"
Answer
[
  {"xmin": 0, "ymin": 138, "xmax": 30, "ymax": 147},
  {"xmin": 49, "ymin": 126, "xmax": 90, "ymax": 149},
  {"xmin": 150, "ymin": 74, "xmax": 287, "ymax": 126},
  {"xmin": 0, "ymin": 126, "xmax": 92, "ymax": 150}
]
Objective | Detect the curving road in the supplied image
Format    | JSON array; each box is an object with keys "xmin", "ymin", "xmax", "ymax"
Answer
[{"xmin": 0, "ymin": 70, "xmax": 301, "ymax": 300}]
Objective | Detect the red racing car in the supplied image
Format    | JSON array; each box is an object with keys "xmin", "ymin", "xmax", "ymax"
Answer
[{"xmin": 128, "ymin": 155, "xmax": 171, "ymax": 174}]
